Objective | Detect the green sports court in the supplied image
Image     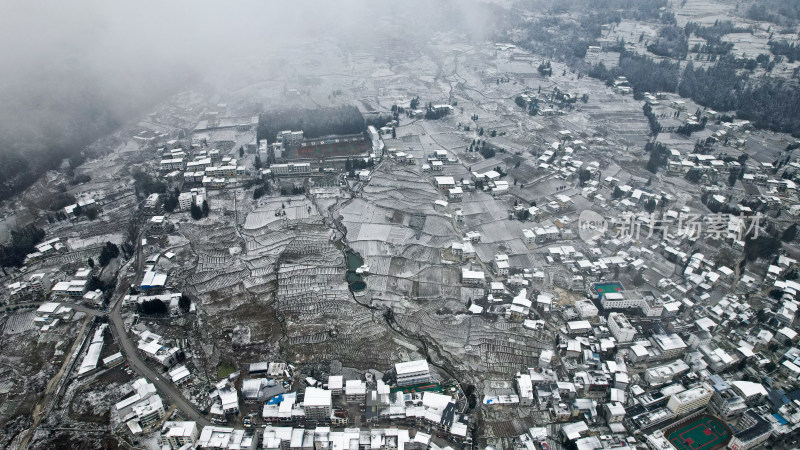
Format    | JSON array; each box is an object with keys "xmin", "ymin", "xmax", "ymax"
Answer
[
  {"xmin": 666, "ymin": 415, "xmax": 731, "ymax": 450},
  {"xmin": 592, "ymin": 281, "xmax": 624, "ymax": 297}
]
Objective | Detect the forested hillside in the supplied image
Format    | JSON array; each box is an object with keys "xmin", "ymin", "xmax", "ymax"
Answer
[{"xmin": 257, "ymin": 106, "xmax": 368, "ymax": 144}]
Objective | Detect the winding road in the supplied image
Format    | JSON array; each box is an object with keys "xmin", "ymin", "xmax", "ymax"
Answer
[{"xmin": 105, "ymin": 231, "xmax": 212, "ymax": 427}]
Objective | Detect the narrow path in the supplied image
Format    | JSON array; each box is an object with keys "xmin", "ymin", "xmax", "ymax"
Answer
[
  {"xmin": 19, "ymin": 318, "xmax": 91, "ymax": 449},
  {"xmin": 321, "ymin": 154, "xmax": 469, "ymax": 392}
]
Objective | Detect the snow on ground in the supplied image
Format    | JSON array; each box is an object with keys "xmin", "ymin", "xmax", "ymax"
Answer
[{"xmin": 68, "ymin": 233, "xmax": 124, "ymax": 250}]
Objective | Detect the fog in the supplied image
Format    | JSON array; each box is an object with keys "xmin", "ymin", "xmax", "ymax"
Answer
[{"xmin": 0, "ymin": 0, "xmax": 498, "ymax": 201}]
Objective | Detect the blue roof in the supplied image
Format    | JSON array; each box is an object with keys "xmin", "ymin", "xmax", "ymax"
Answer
[
  {"xmin": 774, "ymin": 413, "xmax": 789, "ymax": 425},
  {"xmin": 267, "ymin": 394, "xmax": 284, "ymax": 405}
]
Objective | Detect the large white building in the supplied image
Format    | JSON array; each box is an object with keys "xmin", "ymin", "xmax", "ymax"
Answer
[
  {"xmin": 271, "ymin": 162, "xmax": 311, "ymax": 175},
  {"xmin": 277, "ymin": 130, "xmax": 304, "ymax": 146},
  {"xmin": 160, "ymin": 158, "xmax": 186, "ymax": 171},
  {"xmin": 197, "ymin": 426, "xmax": 257, "ymax": 450},
  {"xmin": 665, "ymin": 383, "xmax": 713, "ymax": 415},
  {"xmin": 461, "ymin": 267, "xmax": 485, "ymax": 285},
  {"xmin": 179, "ymin": 187, "xmax": 206, "ymax": 210},
  {"xmin": 607, "ymin": 312, "xmax": 636, "ymax": 343},
  {"xmin": 434, "ymin": 176, "xmax": 456, "ymax": 190},
  {"xmin": 51, "ymin": 279, "xmax": 88, "ymax": 298},
  {"xmin": 161, "ymin": 421, "xmax": 199, "ymax": 449},
  {"xmin": 709, "ymin": 381, "xmax": 747, "ymax": 420},
  {"xmin": 115, "ymin": 378, "xmax": 165, "ymax": 434},
  {"xmin": 515, "ymin": 372, "xmax": 534, "ymax": 406},
  {"xmin": 651, "ymin": 333, "xmax": 688, "ymax": 359},
  {"xmin": 303, "ymin": 387, "xmax": 332, "ymax": 421},
  {"xmin": 395, "ymin": 359, "xmax": 431, "ymax": 387},
  {"xmin": 345, "ymin": 379, "xmax": 367, "ymax": 404},
  {"xmin": 328, "ymin": 375, "xmax": 343, "ymax": 395},
  {"xmin": 730, "ymin": 381, "xmax": 768, "ymax": 406},
  {"xmin": 574, "ymin": 300, "xmax": 599, "ymax": 319},
  {"xmin": 644, "ymin": 360, "xmax": 690, "ymax": 386},
  {"xmin": 597, "ymin": 289, "xmax": 664, "ymax": 317}
]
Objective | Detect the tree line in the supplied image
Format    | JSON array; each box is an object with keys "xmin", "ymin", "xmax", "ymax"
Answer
[
  {"xmin": 747, "ymin": 1, "xmax": 800, "ymax": 26},
  {"xmin": 684, "ymin": 21, "xmax": 749, "ymax": 56},
  {"xmin": 506, "ymin": 0, "xmax": 670, "ymax": 66},
  {"xmin": 590, "ymin": 52, "xmax": 800, "ymax": 136},
  {"xmin": 257, "ymin": 106, "xmax": 367, "ymax": 145},
  {"xmin": 0, "ymin": 224, "xmax": 45, "ymax": 268}
]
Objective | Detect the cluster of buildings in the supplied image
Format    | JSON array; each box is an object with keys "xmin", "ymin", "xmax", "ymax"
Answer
[
  {"xmin": 22, "ymin": 237, "xmax": 69, "ymax": 264},
  {"xmin": 115, "ymin": 378, "xmax": 165, "ymax": 434},
  {"xmin": 258, "ymin": 359, "xmax": 469, "ymax": 440},
  {"xmin": 50, "ymin": 267, "xmax": 93, "ymax": 298},
  {"xmin": 34, "ymin": 301, "xmax": 73, "ymax": 332},
  {"xmin": 152, "ymin": 358, "xmax": 472, "ymax": 449},
  {"xmin": 476, "ymin": 260, "xmax": 800, "ymax": 450},
  {"xmin": 160, "ymin": 146, "xmax": 247, "ymax": 189},
  {"xmin": 4, "ymin": 271, "xmax": 52, "ymax": 303},
  {"xmin": 160, "ymin": 422, "xmax": 451, "ymax": 450},
  {"xmin": 133, "ymin": 327, "xmax": 182, "ymax": 368},
  {"xmin": 396, "ymin": 107, "xmax": 800, "ymax": 449}
]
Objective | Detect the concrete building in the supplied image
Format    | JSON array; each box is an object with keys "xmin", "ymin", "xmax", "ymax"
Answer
[
  {"xmin": 345, "ymin": 379, "xmax": 367, "ymax": 404},
  {"xmin": 608, "ymin": 312, "xmax": 636, "ymax": 343},
  {"xmin": 665, "ymin": 383, "xmax": 712, "ymax": 415},
  {"xmin": 197, "ymin": 426, "xmax": 257, "ymax": 450},
  {"xmin": 461, "ymin": 267, "xmax": 485, "ymax": 285},
  {"xmin": 161, "ymin": 421, "xmax": 199, "ymax": 449},
  {"xmin": 328, "ymin": 375, "xmax": 343, "ymax": 396},
  {"xmin": 567, "ymin": 320, "xmax": 593, "ymax": 335},
  {"xmin": 277, "ymin": 130, "xmax": 304, "ymax": 146},
  {"xmin": 644, "ymin": 360, "xmax": 690, "ymax": 386},
  {"xmin": 395, "ymin": 359, "xmax": 431, "ymax": 387},
  {"xmin": 434, "ymin": 176, "xmax": 456, "ymax": 190},
  {"xmin": 687, "ymin": 330, "xmax": 713, "ymax": 349},
  {"xmin": 516, "ymin": 372, "xmax": 534, "ymax": 406},
  {"xmin": 160, "ymin": 158, "xmax": 186, "ymax": 171},
  {"xmin": 651, "ymin": 333, "xmax": 688, "ymax": 360},
  {"xmin": 494, "ymin": 254, "xmax": 510, "ymax": 277},
  {"xmin": 729, "ymin": 381, "xmax": 767, "ymax": 406},
  {"xmin": 727, "ymin": 410, "xmax": 772, "ymax": 450},
  {"xmin": 27, "ymin": 273, "xmax": 49, "ymax": 295},
  {"xmin": 51, "ymin": 279, "xmax": 88, "ymax": 298},
  {"xmin": 271, "ymin": 162, "xmax": 311, "ymax": 175},
  {"xmin": 302, "ymin": 387, "xmax": 332, "ymax": 421},
  {"xmin": 603, "ymin": 402, "xmax": 626, "ymax": 424},
  {"xmin": 116, "ymin": 378, "xmax": 164, "ymax": 434},
  {"xmin": 709, "ymin": 381, "xmax": 747, "ymax": 421},
  {"xmin": 574, "ymin": 300, "xmax": 599, "ymax": 319},
  {"xmin": 179, "ymin": 187, "xmax": 206, "ymax": 210}
]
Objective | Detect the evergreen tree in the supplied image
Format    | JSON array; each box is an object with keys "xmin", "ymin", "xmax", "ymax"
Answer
[
  {"xmin": 98, "ymin": 242, "xmax": 120, "ymax": 266},
  {"xmin": 190, "ymin": 202, "xmax": 202, "ymax": 220},
  {"xmin": 163, "ymin": 188, "xmax": 179, "ymax": 212},
  {"xmin": 179, "ymin": 295, "xmax": 191, "ymax": 313},
  {"xmin": 139, "ymin": 298, "xmax": 168, "ymax": 315}
]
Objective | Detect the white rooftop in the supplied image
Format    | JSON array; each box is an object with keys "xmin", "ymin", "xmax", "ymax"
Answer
[
  {"xmin": 395, "ymin": 359, "xmax": 429, "ymax": 375},
  {"xmin": 304, "ymin": 387, "xmax": 332, "ymax": 407}
]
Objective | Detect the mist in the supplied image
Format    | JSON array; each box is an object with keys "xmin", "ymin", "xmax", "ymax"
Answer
[{"xmin": 0, "ymin": 0, "xmax": 499, "ymax": 202}]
